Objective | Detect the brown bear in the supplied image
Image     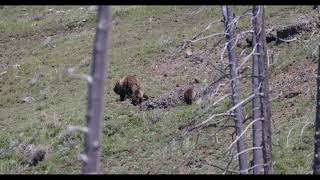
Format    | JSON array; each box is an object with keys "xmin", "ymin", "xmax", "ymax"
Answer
[
  {"xmin": 113, "ymin": 75, "xmax": 148, "ymax": 106},
  {"xmin": 184, "ymin": 88, "xmax": 196, "ymax": 105}
]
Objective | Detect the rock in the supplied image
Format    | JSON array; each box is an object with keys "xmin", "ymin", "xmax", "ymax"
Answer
[
  {"xmin": 56, "ymin": 10, "xmax": 65, "ymax": 14},
  {"xmin": 59, "ymin": 128, "xmax": 76, "ymax": 145},
  {"xmin": 29, "ymin": 73, "xmax": 44, "ymax": 85},
  {"xmin": 24, "ymin": 145, "xmax": 46, "ymax": 166},
  {"xmin": 40, "ymin": 87, "xmax": 49, "ymax": 96},
  {"xmin": 32, "ymin": 15, "xmax": 44, "ymax": 21},
  {"xmin": 112, "ymin": 17, "xmax": 120, "ymax": 26},
  {"xmin": 185, "ymin": 48, "xmax": 193, "ymax": 58},
  {"xmin": 79, "ymin": 58, "xmax": 90, "ymax": 68},
  {"xmin": 0, "ymin": 71, "xmax": 7, "ymax": 76},
  {"xmin": 22, "ymin": 96, "xmax": 35, "ymax": 104},
  {"xmin": 43, "ymin": 36, "xmax": 53, "ymax": 47},
  {"xmin": 12, "ymin": 64, "xmax": 20, "ymax": 69}
]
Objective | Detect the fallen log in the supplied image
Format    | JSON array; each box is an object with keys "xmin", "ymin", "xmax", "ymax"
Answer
[
  {"xmin": 276, "ymin": 20, "xmax": 314, "ymax": 41},
  {"xmin": 246, "ymin": 19, "xmax": 318, "ymax": 46},
  {"xmin": 139, "ymin": 75, "xmax": 227, "ymax": 111}
]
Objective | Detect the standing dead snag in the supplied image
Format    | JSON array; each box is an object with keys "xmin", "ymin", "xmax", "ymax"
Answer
[
  {"xmin": 251, "ymin": 5, "xmax": 263, "ymax": 174},
  {"xmin": 313, "ymin": 45, "xmax": 320, "ymax": 174},
  {"xmin": 81, "ymin": 6, "xmax": 111, "ymax": 174},
  {"xmin": 255, "ymin": 6, "xmax": 273, "ymax": 174},
  {"xmin": 222, "ymin": 5, "xmax": 248, "ymax": 174}
]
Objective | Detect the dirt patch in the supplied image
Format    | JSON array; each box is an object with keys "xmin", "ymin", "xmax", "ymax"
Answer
[
  {"xmin": 150, "ymin": 54, "xmax": 185, "ymax": 77},
  {"xmin": 270, "ymin": 58, "xmax": 317, "ymax": 100},
  {"xmin": 269, "ymin": 57, "xmax": 317, "ymax": 129},
  {"xmin": 148, "ymin": 48, "xmax": 228, "ymax": 94}
]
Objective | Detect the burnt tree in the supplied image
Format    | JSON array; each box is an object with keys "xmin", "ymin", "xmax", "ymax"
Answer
[
  {"xmin": 313, "ymin": 45, "xmax": 320, "ymax": 174},
  {"xmin": 81, "ymin": 6, "xmax": 112, "ymax": 174},
  {"xmin": 251, "ymin": 5, "xmax": 263, "ymax": 174},
  {"xmin": 255, "ymin": 6, "xmax": 273, "ymax": 174},
  {"xmin": 222, "ymin": 5, "xmax": 248, "ymax": 174}
]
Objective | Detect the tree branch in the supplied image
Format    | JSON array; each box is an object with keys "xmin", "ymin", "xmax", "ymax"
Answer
[{"xmin": 228, "ymin": 117, "xmax": 264, "ymax": 150}]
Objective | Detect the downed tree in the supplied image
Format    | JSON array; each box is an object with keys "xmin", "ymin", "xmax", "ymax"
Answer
[
  {"xmin": 276, "ymin": 20, "xmax": 315, "ymax": 40},
  {"xmin": 246, "ymin": 18, "xmax": 319, "ymax": 46},
  {"xmin": 139, "ymin": 75, "xmax": 227, "ymax": 111}
]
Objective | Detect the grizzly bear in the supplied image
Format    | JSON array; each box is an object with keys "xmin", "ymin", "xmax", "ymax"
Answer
[
  {"xmin": 184, "ymin": 88, "xmax": 196, "ymax": 105},
  {"xmin": 113, "ymin": 75, "xmax": 148, "ymax": 106}
]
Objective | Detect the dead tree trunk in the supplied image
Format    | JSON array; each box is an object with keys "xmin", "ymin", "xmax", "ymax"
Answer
[
  {"xmin": 313, "ymin": 45, "xmax": 320, "ymax": 174},
  {"xmin": 256, "ymin": 6, "xmax": 273, "ymax": 174},
  {"xmin": 82, "ymin": 6, "xmax": 111, "ymax": 174},
  {"xmin": 222, "ymin": 5, "xmax": 248, "ymax": 174},
  {"xmin": 251, "ymin": 5, "xmax": 263, "ymax": 174}
]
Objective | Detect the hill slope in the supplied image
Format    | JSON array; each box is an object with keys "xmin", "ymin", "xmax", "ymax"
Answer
[{"xmin": 0, "ymin": 5, "xmax": 319, "ymax": 174}]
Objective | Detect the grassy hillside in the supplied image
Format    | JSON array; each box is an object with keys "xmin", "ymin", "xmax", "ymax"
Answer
[{"xmin": 0, "ymin": 5, "xmax": 319, "ymax": 174}]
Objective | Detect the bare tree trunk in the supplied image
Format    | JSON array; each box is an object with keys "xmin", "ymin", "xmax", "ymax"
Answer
[
  {"xmin": 313, "ymin": 45, "xmax": 320, "ymax": 174},
  {"xmin": 256, "ymin": 6, "xmax": 273, "ymax": 174},
  {"xmin": 221, "ymin": 5, "xmax": 248, "ymax": 174},
  {"xmin": 251, "ymin": 5, "xmax": 263, "ymax": 174},
  {"xmin": 81, "ymin": 6, "xmax": 111, "ymax": 174}
]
